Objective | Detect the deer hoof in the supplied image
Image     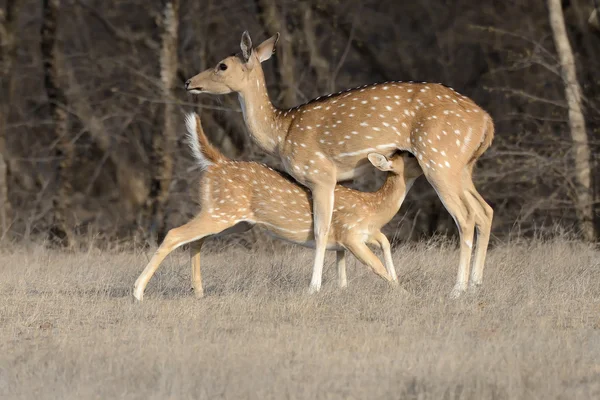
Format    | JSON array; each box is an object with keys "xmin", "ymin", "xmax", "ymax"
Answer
[{"xmin": 449, "ymin": 284, "xmax": 467, "ymax": 299}]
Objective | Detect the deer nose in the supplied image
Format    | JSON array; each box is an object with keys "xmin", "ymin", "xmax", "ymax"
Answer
[{"xmin": 185, "ymin": 79, "xmax": 191, "ymax": 89}]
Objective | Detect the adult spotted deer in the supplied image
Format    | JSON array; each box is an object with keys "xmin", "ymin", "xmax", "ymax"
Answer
[
  {"xmin": 185, "ymin": 32, "xmax": 494, "ymax": 298},
  {"xmin": 132, "ymin": 113, "xmax": 422, "ymax": 301}
]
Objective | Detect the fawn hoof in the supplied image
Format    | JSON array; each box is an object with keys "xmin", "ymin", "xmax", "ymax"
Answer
[
  {"xmin": 469, "ymin": 281, "xmax": 482, "ymax": 291},
  {"xmin": 133, "ymin": 287, "xmax": 144, "ymax": 302},
  {"xmin": 389, "ymin": 279, "xmax": 400, "ymax": 288},
  {"xmin": 308, "ymin": 284, "xmax": 321, "ymax": 294},
  {"xmin": 133, "ymin": 277, "xmax": 144, "ymax": 301}
]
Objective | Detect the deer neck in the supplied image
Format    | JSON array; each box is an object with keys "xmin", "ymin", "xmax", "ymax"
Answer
[
  {"xmin": 237, "ymin": 69, "xmax": 285, "ymax": 155},
  {"xmin": 372, "ymin": 173, "xmax": 415, "ymax": 224}
]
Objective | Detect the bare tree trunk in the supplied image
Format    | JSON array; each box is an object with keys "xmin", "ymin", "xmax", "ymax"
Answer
[
  {"xmin": 145, "ymin": 0, "xmax": 179, "ymax": 242},
  {"xmin": 65, "ymin": 70, "xmax": 149, "ymax": 222},
  {"xmin": 590, "ymin": 0, "xmax": 600, "ymax": 31},
  {"xmin": 256, "ymin": 0, "xmax": 297, "ymax": 107},
  {"xmin": 42, "ymin": 0, "xmax": 73, "ymax": 246},
  {"xmin": 0, "ymin": 151, "xmax": 7, "ymax": 235},
  {"xmin": 548, "ymin": 0, "xmax": 596, "ymax": 242},
  {"xmin": 0, "ymin": 0, "xmax": 21, "ymax": 234},
  {"xmin": 300, "ymin": 4, "xmax": 330, "ymax": 92}
]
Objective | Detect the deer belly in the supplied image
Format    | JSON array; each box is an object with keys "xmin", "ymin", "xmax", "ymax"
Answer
[
  {"xmin": 259, "ymin": 219, "xmax": 342, "ymax": 250},
  {"xmin": 256, "ymin": 210, "xmax": 342, "ymax": 250},
  {"xmin": 333, "ymin": 147, "xmax": 399, "ymax": 181},
  {"xmin": 335, "ymin": 162, "xmax": 372, "ymax": 181}
]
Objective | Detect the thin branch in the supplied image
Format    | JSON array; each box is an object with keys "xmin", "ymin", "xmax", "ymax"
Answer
[
  {"xmin": 330, "ymin": 16, "xmax": 356, "ymax": 92},
  {"xmin": 74, "ymin": 0, "xmax": 159, "ymax": 51},
  {"xmin": 469, "ymin": 24, "xmax": 558, "ymax": 62},
  {"xmin": 311, "ymin": 4, "xmax": 398, "ymax": 82},
  {"xmin": 485, "ymin": 86, "xmax": 567, "ymax": 108},
  {"xmin": 111, "ymin": 88, "xmax": 241, "ymax": 112}
]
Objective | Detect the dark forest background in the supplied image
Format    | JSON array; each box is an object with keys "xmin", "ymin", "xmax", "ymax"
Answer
[{"xmin": 0, "ymin": 0, "xmax": 599, "ymax": 247}]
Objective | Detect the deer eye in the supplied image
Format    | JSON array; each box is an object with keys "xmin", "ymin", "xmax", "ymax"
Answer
[{"xmin": 218, "ymin": 63, "xmax": 228, "ymax": 71}]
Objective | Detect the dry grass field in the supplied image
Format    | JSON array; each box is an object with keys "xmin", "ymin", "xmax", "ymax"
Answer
[{"xmin": 1, "ymin": 237, "xmax": 600, "ymax": 399}]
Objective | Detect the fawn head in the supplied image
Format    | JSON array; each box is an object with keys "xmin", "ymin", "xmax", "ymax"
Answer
[
  {"xmin": 367, "ymin": 152, "xmax": 423, "ymax": 180},
  {"xmin": 185, "ymin": 31, "xmax": 279, "ymax": 95}
]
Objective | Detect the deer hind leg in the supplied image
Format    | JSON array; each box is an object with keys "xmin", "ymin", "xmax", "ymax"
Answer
[
  {"xmin": 373, "ymin": 231, "xmax": 398, "ymax": 282},
  {"xmin": 345, "ymin": 238, "xmax": 395, "ymax": 285},
  {"xmin": 426, "ymin": 171, "xmax": 476, "ymax": 298},
  {"xmin": 190, "ymin": 239, "xmax": 205, "ymax": 298},
  {"xmin": 462, "ymin": 171, "xmax": 493, "ymax": 288},
  {"xmin": 307, "ymin": 180, "xmax": 336, "ymax": 293},
  {"xmin": 133, "ymin": 214, "xmax": 234, "ymax": 301},
  {"xmin": 336, "ymin": 250, "xmax": 348, "ymax": 288},
  {"xmin": 190, "ymin": 222, "xmax": 252, "ymax": 299}
]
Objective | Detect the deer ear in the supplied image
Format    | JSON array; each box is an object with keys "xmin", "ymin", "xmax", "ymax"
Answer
[
  {"xmin": 240, "ymin": 31, "xmax": 253, "ymax": 62},
  {"xmin": 255, "ymin": 33, "xmax": 279, "ymax": 63},
  {"xmin": 367, "ymin": 153, "xmax": 393, "ymax": 171}
]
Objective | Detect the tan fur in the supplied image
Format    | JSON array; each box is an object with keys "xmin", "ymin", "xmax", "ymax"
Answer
[
  {"xmin": 133, "ymin": 113, "xmax": 422, "ymax": 300},
  {"xmin": 185, "ymin": 32, "xmax": 494, "ymax": 297}
]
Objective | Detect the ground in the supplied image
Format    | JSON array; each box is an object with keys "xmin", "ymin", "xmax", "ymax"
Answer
[{"xmin": 1, "ymin": 238, "xmax": 599, "ymax": 399}]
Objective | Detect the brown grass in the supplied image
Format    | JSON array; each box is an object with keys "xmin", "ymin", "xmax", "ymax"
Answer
[{"xmin": 1, "ymin": 238, "xmax": 600, "ymax": 399}]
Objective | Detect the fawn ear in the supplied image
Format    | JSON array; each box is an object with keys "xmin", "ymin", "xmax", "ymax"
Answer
[
  {"xmin": 240, "ymin": 31, "xmax": 253, "ymax": 62},
  {"xmin": 368, "ymin": 153, "xmax": 393, "ymax": 171},
  {"xmin": 255, "ymin": 33, "xmax": 279, "ymax": 62}
]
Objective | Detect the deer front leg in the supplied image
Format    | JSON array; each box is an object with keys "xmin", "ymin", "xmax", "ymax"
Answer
[
  {"xmin": 344, "ymin": 239, "xmax": 395, "ymax": 284},
  {"xmin": 336, "ymin": 250, "xmax": 347, "ymax": 288},
  {"xmin": 373, "ymin": 232, "xmax": 398, "ymax": 282},
  {"xmin": 308, "ymin": 181, "xmax": 336, "ymax": 293}
]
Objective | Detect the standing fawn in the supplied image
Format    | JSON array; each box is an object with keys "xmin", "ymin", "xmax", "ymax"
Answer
[
  {"xmin": 132, "ymin": 113, "xmax": 422, "ymax": 301},
  {"xmin": 185, "ymin": 32, "xmax": 494, "ymax": 297}
]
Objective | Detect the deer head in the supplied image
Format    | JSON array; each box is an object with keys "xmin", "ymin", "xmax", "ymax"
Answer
[{"xmin": 185, "ymin": 31, "xmax": 279, "ymax": 95}]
